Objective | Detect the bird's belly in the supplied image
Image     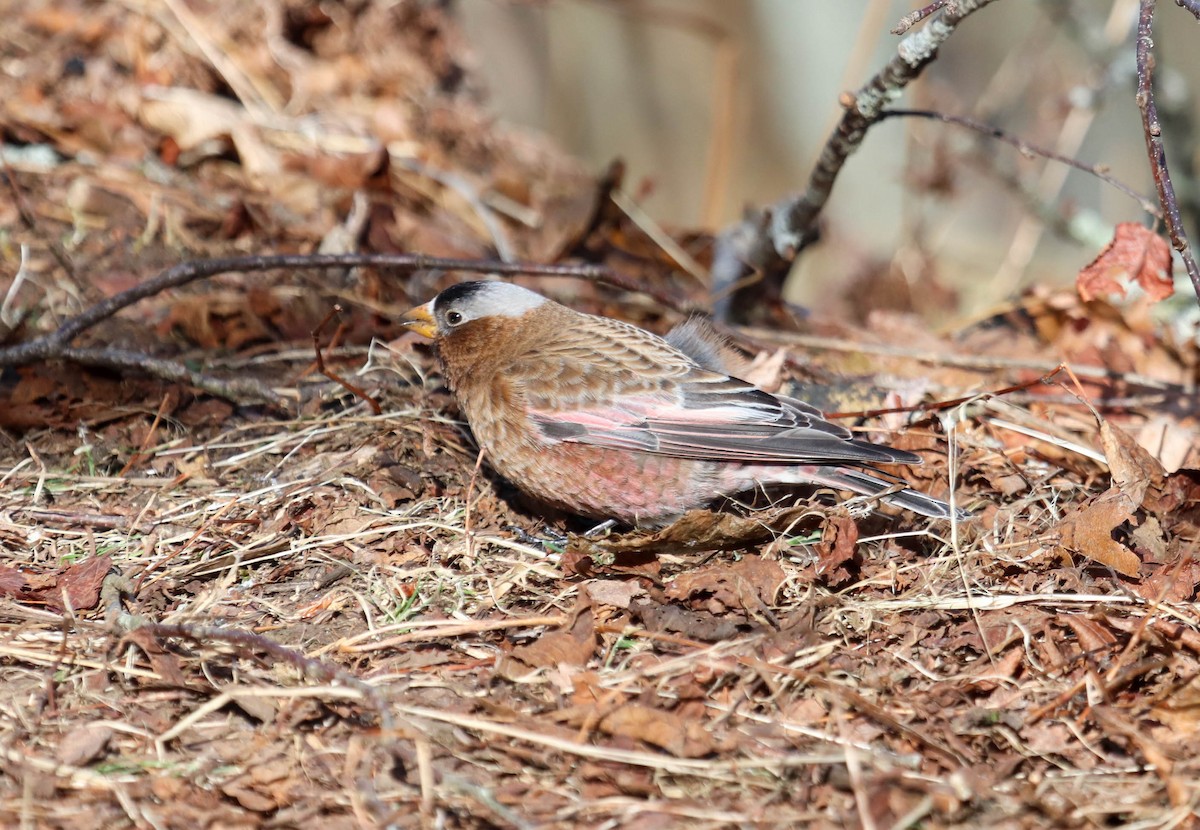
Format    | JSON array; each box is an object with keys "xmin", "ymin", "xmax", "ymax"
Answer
[{"xmin": 487, "ymin": 440, "xmax": 718, "ymax": 526}]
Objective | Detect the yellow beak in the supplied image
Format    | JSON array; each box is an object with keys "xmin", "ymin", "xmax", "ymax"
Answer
[{"xmin": 400, "ymin": 300, "xmax": 438, "ymax": 338}]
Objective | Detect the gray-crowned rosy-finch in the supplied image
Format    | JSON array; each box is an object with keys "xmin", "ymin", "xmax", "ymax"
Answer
[{"xmin": 403, "ymin": 280, "xmax": 963, "ymax": 527}]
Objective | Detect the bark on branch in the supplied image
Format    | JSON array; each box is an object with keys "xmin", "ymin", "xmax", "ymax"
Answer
[{"xmin": 710, "ymin": 0, "xmax": 1001, "ymax": 321}]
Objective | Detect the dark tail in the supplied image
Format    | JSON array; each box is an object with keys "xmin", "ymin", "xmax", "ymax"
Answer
[{"xmin": 812, "ymin": 467, "xmax": 970, "ymax": 521}]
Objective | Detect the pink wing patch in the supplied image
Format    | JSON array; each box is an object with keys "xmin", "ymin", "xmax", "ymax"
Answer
[{"xmin": 528, "ymin": 381, "xmax": 919, "ymax": 466}]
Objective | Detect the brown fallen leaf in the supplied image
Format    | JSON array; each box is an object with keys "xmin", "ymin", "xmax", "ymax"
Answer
[
  {"xmin": 596, "ymin": 704, "xmax": 714, "ymax": 758},
  {"xmin": 56, "ymin": 555, "xmax": 112, "ymax": 611},
  {"xmin": 0, "ymin": 566, "xmax": 32, "ymax": 602},
  {"xmin": 498, "ymin": 596, "xmax": 597, "ymax": 678},
  {"xmin": 1054, "ymin": 489, "xmax": 1140, "ymax": 577},
  {"xmin": 742, "ymin": 347, "xmax": 787, "ymax": 391},
  {"xmin": 1060, "ymin": 615, "xmax": 1119, "ymax": 656},
  {"xmin": 1077, "ymin": 222, "xmax": 1173, "ymax": 303},
  {"xmin": 1050, "ymin": 417, "xmax": 1181, "ymax": 579},
  {"xmin": 123, "ymin": 628, "xmax": 189, "ymax": 688},
  {"xmin": 1136, "ymin": 417, "xmax": 1200, "ymax": 474},
  {"xmin": 582, "ymin": 579, "xmax": 645, "ymax": 609},
  {"xmin": 812, "ymin": 513, "xmax": 859, "ymax": 586},
  {"xmin": 56, "ymin": 725, "xmax": 113, "ymax": 767},
  {"xmin": 666, "ymin": 556, "xmax": 785, "ymax": 615},
  {"xmin": 583, "ymin": 507, "xmax": 821, "ymax": 558},
  {"xmin": 221, "ymin": 783, "xmax": 277, "ymax": 813},
  {"xmin": 628, "ymin": 598, "xmax": 744, "ymax": 642},
  {"xmin": 1100, "ymin": 421, "xmax": 1166, "ymax": 509},
  {"xmin": 0, "ymin": 555, "xmax": 111, "ymax": 611},
  {"xmin": 965, "ymin": 646, "xmax": 1024, "ymax": 692}
]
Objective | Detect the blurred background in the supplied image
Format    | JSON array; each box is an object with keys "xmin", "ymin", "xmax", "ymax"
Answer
[{"xmin": 457, "ymin": 0, "xmax": 1200, "ymax": 317}]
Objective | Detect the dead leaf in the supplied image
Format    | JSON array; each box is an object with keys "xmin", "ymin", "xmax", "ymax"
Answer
[
  {"xmin": 56, "ymin": 725, "xmax": 113, "ymax": 767},
  {"xmin": 596, "ymin": 705, "xmax": 713, "ymax": 758},
  {"xmin": 139, "ymin": 88, "xmax": 281, "ymax": 177},
  {"xmin": 123, "ymin": 628, "xmax": 189, "ymax": 687},
  {"xmin": 1054, "ymin": 489, "xmax": 1141, "ymax": 577},
  {"xmin": 221, "ymin": 783, "xmax": 277, "ymax": 813},
  {"xmin": 56, "ymin": 555, "xmax": 112, "ymax": 611},
  {"xmin": 1101, "ymin": 421, "xmax": 1165, "ymax": 508},
  {"xmin": 1077, "ymin": 222, "xmax": 1173, "ymax": 303},
  {"xmin": 66, "ymin": 178, "xmax": 138, "ymax": 218},
  {"xmin": 0, "ymin": 566, "xmax": 33, "ymax": 603},
  {"xmin": 585, "ymin": 507, "xmax": 820, "ymax": 557},
  {"xmin": 157, "ymin": 292, "xmax": 274, "ymax": 350},
  {"xmin": 812, "ymin": 513, "xmax": 859, "ymax": 585},
  {"xmin": 742, "ymin": 348, "xmax": 786, "ymax": 391},
  {"xmin": 1136, "ymin": 417, "xmax": 1200, "ymax": 475},
  {"xmin": 0, "ymin": 555, "xmax": 111, "ymax": 611},
  {"xmin": 1060, "ymin": 615, "xmax": 1118, "ymax": 656},
  {"xmin": 1129, "ymin": 516, "xmax": 1168, "ymax": 563},
  {"xmin": 666, "ymin": 556, "xmax": 785, "ymax": 615},
  {"xmin": 1138, "ymin": 548, "xmax": 1200, "ymax": 603},
  {"xmin": 628, "ymin": 598, "xmax": 744, "ymax": 642},
  {"xmin": 582, "ymin": 580, "xmax": 645, "ymax": 609},
  {"xmin": 966, "ymin": 647, "xmax": 1024, "ymax": 692},
  {"xmin": 499, "ymin": 597, "xmax": 597, "ymax": 678}
]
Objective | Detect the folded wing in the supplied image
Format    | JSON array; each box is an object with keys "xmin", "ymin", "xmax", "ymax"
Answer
[
  {"xmin": 510, "ymin": 312, "xmax": 922, "ymax": 467},
  {"xmin": 528, "ymin": 367, "xmax": 920, "ymax": 466}
]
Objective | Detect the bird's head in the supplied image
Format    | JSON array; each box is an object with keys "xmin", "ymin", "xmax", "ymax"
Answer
[{"xmin": 401, "ymin": 280, "xmax": 548, "ymax": 340}]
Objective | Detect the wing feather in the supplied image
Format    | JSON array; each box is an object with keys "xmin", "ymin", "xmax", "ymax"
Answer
[{"xmin": 504, "ymin": 310, "xmax": 921, "ymax": 467}]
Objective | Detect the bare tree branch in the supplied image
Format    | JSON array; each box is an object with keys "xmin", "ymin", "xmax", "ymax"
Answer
[
  {"xmin": 1172, "ymin": 0, "xmax": 1200, "ymax": 20},
  {"xmin": 0, "ymin": 253, "xmax": 687, "ymax": 406},
  {"xmin": 879, "ymin": 108, "xmax": 1162, "ymax": 218},
  {"xmin": 126, "ymin": 623, "xmax": 393, "ymax": 730},
  {"xmin": 60, "ymin": 347, "xmax": 288, "ymax": 407},
  {"xmin": 1136, "ymin": 0, "xmax": 1200, "ymax": 306},
  {"xmin": 892, "ymin": 1, "xmax": 951, "ymax": 34},
  {"xmin": 711, "ymin": 0, "xmax": 1002, "ymax": 321}
]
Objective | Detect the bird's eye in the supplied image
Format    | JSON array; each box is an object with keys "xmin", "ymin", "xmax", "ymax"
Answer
[{"xmin": 445, "ymin": 310, "xmax": 465, "ymax": 326}]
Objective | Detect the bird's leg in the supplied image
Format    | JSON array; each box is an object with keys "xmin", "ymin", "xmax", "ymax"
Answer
[
  {"xmin": 583, "ymin": 519, "xmax": 618, "ymax": 539},
  {"xmin": 505, "ymin": 524, "xmax": 571, "ymax": 551},
  {"xmin": 505, "ymin": 518, "xmax": 617, "ymax": 550}
]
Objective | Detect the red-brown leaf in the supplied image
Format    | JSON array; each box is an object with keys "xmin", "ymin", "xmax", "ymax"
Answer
[{"xmin": 1077, "ymin": 222, "xmax": 1173, "ymax": 303}]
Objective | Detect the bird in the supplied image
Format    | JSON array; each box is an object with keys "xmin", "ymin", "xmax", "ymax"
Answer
[{"xmin": 402, "ymin": 280, "xmax": 964, "ymax": 527}]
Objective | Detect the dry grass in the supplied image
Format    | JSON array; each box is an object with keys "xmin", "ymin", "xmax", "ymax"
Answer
[{"xmin": 3, "ymin": 362, "xmax": 1199, "ymax": 827}]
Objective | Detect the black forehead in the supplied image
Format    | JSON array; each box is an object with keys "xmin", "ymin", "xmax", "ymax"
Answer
[{"xmin": 433, "ymin": 281, "xmax": 489, "ymax": 311}]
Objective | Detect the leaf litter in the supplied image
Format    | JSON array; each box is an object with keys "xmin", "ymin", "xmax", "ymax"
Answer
[{"xmin": 0, "ymin": 2, "xmax": 1199, "ymax": 828}]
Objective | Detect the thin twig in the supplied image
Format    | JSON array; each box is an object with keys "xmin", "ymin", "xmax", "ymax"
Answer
[
  {"xmin": 0, "ymin": 253, "xmax": 681, "ymax": 368},
  {"xmin": 60, "ymin": 346, "xmax": 286, "ymax": 406},
  {"xmin": 311, "ymin": 305, "xmax": 382, "ymax": 415},
  {"xmin": 711, "ymin": 0, "xmax": 1002, "ymax": 320},
  {"xmin": 1172, "ymin": 0, "xmax": 1200, "ymax": 20},
  {"xmin": 879, "ymin": 108, "xmax": 1162, "ymax": 217},
  {"xmin": 892, "ymin": 1, "xmax": 951, "ymax": 34},
  {"xmin": 129, "ymin": 623, "xmax": 393, "ymax": 730},
  {"xmin": 1135, "ymin": 0, "xmax": 1200, "ymax": 305}
]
